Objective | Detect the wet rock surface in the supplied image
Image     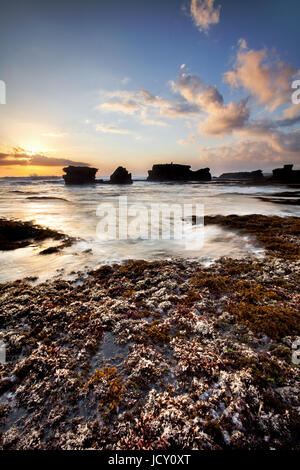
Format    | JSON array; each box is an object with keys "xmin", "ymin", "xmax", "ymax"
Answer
[
  {"xmin": 0, "ymin": 218, "xmax": 73, "ymax": 252},
  {"xmin": 0, "ymin": 250, "xmax": 300, "ymax": 449}
]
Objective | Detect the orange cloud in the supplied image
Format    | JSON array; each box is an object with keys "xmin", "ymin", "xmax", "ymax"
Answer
[
  {"xmin": 224, "ymin": 42, "xmax": 297, "ymax": 111},
  {"xmin": 0, "ymin": 148, "xmax": 90, "ymax": 167}
]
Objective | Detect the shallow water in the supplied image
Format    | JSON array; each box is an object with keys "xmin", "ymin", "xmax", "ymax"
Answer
[{"xmin": 0, "ymin": 178, "xmax": 299, "ymax": 283}]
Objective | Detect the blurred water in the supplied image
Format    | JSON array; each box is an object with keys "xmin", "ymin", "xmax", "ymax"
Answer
[{"xmin": 0, "ymin": 178, "xmax": 298, "ymax": 283}]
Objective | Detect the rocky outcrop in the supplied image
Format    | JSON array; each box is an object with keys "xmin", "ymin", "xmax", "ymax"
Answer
[
  {"xmin": 63, "ymin": 166, "xmax": 98, "ymax": 184},
  {"xmin": 191, "ymin": 168, "xmax": 212, "ymax": 181},
  {"xmin": 219, "ymin": 170, "xmax": 264, "ymax": 181},
  {"xmin": 270, "ymin": 164, "xmax": 300, "ymax": 184},
  {"xmin": 147, "ymin": 163, "xmax": 211, "ymax": 181},
  {"xmin": 110, "ymin": 166, "xmax": 132, "ymax": 184}
]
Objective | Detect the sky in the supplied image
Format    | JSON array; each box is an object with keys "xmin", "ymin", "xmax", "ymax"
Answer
[{"xmin": 0, "ymin": 0, "xmax": 300, "ymax": 177}]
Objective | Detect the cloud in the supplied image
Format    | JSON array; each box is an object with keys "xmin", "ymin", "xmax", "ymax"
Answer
[
  {"xmin": 238, "ymin": 124, "xmax": 300, "ymax": 154},
  {"xmin": 237, "ymin": 38, "xmax": 247, "ymax": 50},
  {"xmin": 141, "ymin": 117, "xmax": 170, "ymax": 127},
  {"xmin": 170, "ymin": 72, "xmax": 223, "ymax": 110},
  {"xmin": 171, "ymin": 70, "xmax": 250, "ymax": 136},
  {"xmin": 198, "ymin": 98, "xmax": 250, "ymax": 135},
  {"xmin": 198, "ymin": 138, "xmax": 299, "ymax": 174},
  {"xmin": 190, "ymin": 0, "xmax": 221, "ymax": 33},
  {"xmin": 98, "ymin": 87, "xmax": 199, "ymax": 122},
  {"xmin": 282, "ymin": 103, "xmax": 300, "ymax": 120},
  {"xmin": 97, "ymin": 58, "xmax": 299, "ymax": 167},
  {"xmin": 0, "ymin": 148, "xmax": 89, "ymax": 167},
  {"xmin": 172, "ymin": 67, "xmax": 299, "ymax": 143},
  {"xmin": 176, "ymin": 134, "xmax": 195, "ymax": 145},
  {"xmin": 95, "ymin": 124, "xmax": 131, "ymax": 135},
  {"xmin": 29, "ymin": 155, "xmax": 89, "ymax": 167},
  {"xmin": 224, "ymin": 42, "xmax": 297, "ymax": 111},
  {"xmin": 121, "ymin": 77, "xmax": 131, "ymax": 84},
  {"xmin": 99, "ymin": 99, "xmax": 140, "ymax": 115},
  {"xmin": 42, "ymin": 132, "xmax": 68, "ymax": 138}
]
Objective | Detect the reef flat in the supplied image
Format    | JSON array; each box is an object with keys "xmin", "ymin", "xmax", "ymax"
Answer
[{"xmin": 0, "ymin": 215, "xmax": 300, "ymax": 450}]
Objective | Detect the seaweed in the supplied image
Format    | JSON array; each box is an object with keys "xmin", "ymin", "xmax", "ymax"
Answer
[
  {"xmin": 228, "ymin": 301, "xmax": 300, "ymax": 340},
  {"xmin": 84, "ymin": 366, "xmax": 124, "ymax": 412},
  {"xmin": 190, "ymin": 274, "xmax": 236, "ymax": 295},
  {"xmin": 116, "ymin": 260, "xmax": 167, "ymax": 279},
  {"xmin": 144, "ymin": 320, "xmax": 171, "ymax": 344}
]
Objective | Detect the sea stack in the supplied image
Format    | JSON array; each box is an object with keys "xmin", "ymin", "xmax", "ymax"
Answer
[
  {"xmin": 147, "ymin": 163, "xmax": 211, "ymax": 182},
  {"xmin": 270, "ymin": 164, "xmax": 300, "ymax": 184},
  {"xmin": 63, "ymin": 166, "xmax": 98, "ymax": 185},
  {"xmin": 110, "ymin": 166, "xmax": 132, "ymax": 184},
  {"xmin": 219, "ymin": 170, "xmax": 264, "ymax": 182}
]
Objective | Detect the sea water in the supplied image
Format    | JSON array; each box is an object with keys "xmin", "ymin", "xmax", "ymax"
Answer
[{"xmin": 0, "ymin": 177, "xmax": 298, "ymax": 283}]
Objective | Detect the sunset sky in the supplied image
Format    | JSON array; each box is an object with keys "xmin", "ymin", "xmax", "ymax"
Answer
[{"xmin": 0, "ymin": 0, "xmax": 300, "ymax": 177}]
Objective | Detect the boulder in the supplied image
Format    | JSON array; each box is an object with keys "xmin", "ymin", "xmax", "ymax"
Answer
[
  {"xmin": 63, "ymin": 166, "xmax": 98, "ymax": 184},
  {"xmin": 110, "ymin": 166, "xmax": 132, "ymax": 184},
  {"xmin": 147, "ymin": 163, "xmax": 211, "ymax": 181}
]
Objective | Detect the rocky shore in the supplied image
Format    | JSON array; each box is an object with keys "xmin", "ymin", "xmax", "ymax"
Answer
[
  {"xmin": 0, "ymin": 219, "xmax": 74, "ymax": 254},
  {"xmin": 0, "ymin": 215, "xmax": 300, "ymax": 450}
]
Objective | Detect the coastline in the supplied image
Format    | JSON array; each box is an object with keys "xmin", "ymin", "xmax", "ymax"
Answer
[{"xmin": 0, "ymin": 214, "xmax": 299, "ymax": 449}]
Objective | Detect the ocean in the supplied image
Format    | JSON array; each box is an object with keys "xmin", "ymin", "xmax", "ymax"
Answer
[{"xmin": 0, "ymin": 177, "xmax": 299, "ymax": 283}]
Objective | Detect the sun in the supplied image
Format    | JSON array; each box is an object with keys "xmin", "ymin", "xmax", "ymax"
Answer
[{"xmin": 23, "ymin": 147, "xmax": 40, "ymax": 156}]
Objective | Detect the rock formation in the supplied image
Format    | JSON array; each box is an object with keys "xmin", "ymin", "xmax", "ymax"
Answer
[
  {"xmin": 110, "ymin": 166, "xmax": 132, "ymax": 184},
  {"xmin": 147, "ymin": 163, "xmax": 211, "ymax": 181},
  {"xmin": 219, "ymin": 170, "xmax": 264, "ymax": 181},
  {"xmin": 270, "ymin": 164, "xmax": 300, "ymax": 184},
  {"xmin": 63, "ymin": 166, "xmax": 98, "ymax": 184}
]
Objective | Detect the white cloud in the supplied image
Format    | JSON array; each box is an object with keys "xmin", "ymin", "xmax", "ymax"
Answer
[
  {"xmin": 98, "ymin": 99, "xmax": 140, "ymax": 115},
  {"xmin": 190, "ymin": 0, "xmax": 221, "ymax": 33},
  {"xmin": 42, "ymin": 132, "xmax": 68, "ymax": 138},
  {"xmin": 95, "ymin": 124, "xmax": 131, "ymax": 135},
  {"xmin": 98, "ymin": 87, "xmax": 200, "ymax": 121},
  {"xmin": 121, "ymin": 77, "xmax": 131, "ymax": 84},
  {"xmin": 237, "ymin": 38, "xmax": 247, "ymax": 50},
  {"xmin": 176, "ymin": 134, "xmax": 195, "ymax": 145}
]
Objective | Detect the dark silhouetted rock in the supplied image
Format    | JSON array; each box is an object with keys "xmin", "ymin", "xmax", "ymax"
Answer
[
  {"xmin": 110, "ymin": 166, "xmax": 132, "ymax": 184},
  {"xmin": 271, "ymin": 164, "xmax": 300, "ymax": 184},
  {"xmin": 219, "ymin": 170, "xmax": 264, "ymax": 181},
  {"xmin": 63, "ymin": 166, "xmax": 98, "ymax": 184},
  {"xmin": 191, "ymin": 168, "xmax": 212, "ymax": 181},
  {"xmin": 147, "ymin": 163, "xmax": 211, "ymax": 181}
]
